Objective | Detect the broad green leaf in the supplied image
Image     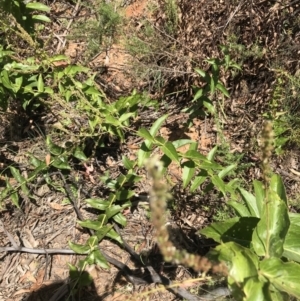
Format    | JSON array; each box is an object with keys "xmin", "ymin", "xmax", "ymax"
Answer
[
  {"xmin": 260, "ymin": 257, "xmax": 300, "ymax": 298},
  {"xmin": 181, "ymin": 160, "xmax": 195, "ymax": 188},
  {"xmin": 270, "ymin": 174, "xmax": 287, "ymax": 204},
  {"xmin": 252, "ymin": 189, "xmax": 290, "ymax": 257},
  {"xmin": 85, "ymin": 199, "xmax": 110, "ymax": 210},
  {"xmin": 283, "ymin": 223, "xmax": 300, "ymax": 262},
  {"xmin": 243, "ymin": 278, "xmax": 271, "ymax": 301},
  {"xmin": 92, "ymin": 249, "xmax": 110, "ymax": 269},
  {"xmin": 200, "ymin": 217, "xmax": 259, "ymax": 247},
  {"xmin": 68, "ymin": 241, "xmax": 90, "ymax": 254},
  {"xmin": 137, "ymin": 128, "xmax": 155, "ymax": 142},
  {"xmin": 49, "ymin": 55, "xmax": 69, "ymax": 63},
  {"xmin": 218, "ymin": 164, "xmax": 236, "ymax": 179},
  {"xmin": 78, "ymin": 219, "xmax": 103, "ymax": 231},
  {"xmin": 208, "ymin": 242, "xmax": 259, "ymax": 285},
  {"xmin": 119, "ymin": 112, "xmax": 134, "ymax": 123},
  {"xmin": 289, "ymin": 213, "xmax": 300, "ymax": 226},
  {"xmin": 113, "ymin": 212, "xmax": 127, "ymax": 226},
  {"xmin": 149, "ymin": 114, "xmax": 168, "ymax": 136},
  {"xmin": 228, "ymin": 200, "xmax": 251, "ymax": 217},
  {"xmin": 239, "ymin": 188, "xmax": 260, "ymax": 218},
  {"xmin": 1, "ymin": 70, "xmax": 12, "ymax": 89},
  {"xmin": 26, "ymin": 2, "xmax": 51, "ymax": 12},
  {"xmin": 253, "ymin": 180, "xmax": 264, "ymax": 216}
]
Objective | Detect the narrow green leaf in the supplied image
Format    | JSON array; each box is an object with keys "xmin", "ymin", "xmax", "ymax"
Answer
[
  {"xmin": 228, "ymin": 200, "xmax": 251, "ymax": 217},
  {"xmin": 184, "ymin": 150, "xmax": 207, "ymax": 161},
  {"xmin": 10, "ymin": 166, "xmax": 25, "ymax": 184},
  {"xmin": 193, "ymin": 88, "xmax": 203, "ymax": 101},
  {"xmin": 37, "ymin": 74, "xmax": 44, "ymax": 93},
  {"xmin": 283, "ymin": 223, "xmax": 300, "ymax": 262},
  {"xmin": 85, "ymin": 199, "xmax": 110, "ymax": 210},
  {"xmin": 253, "ymin": 180, "xmax": 264, "ymax": 217},
  {"xmin": 216, "ymin": 82, "xmax": 230, "ymax": 97},
  {"xmin": 207, "ymin": 146, "xmax": 218, "ymax": 161},
  {"xmin": 93, "ymin": 249, "xmax": 110, "ymax": 269},
  {"xmin": 137, "ymin": 128, "xmax": 155, "ymax": 142},
  {"xmin": 78, "ymin": 219, "xmax": 103, "ymax": 231},
  {"xmin": 194, "ymin": 68, "xmax": 206, "ymax": 78},
  {"xmin": 68, "ymin": 241, "xmax": 90, "ymax": 254},
  {"xmin": 113, "ymin": 212, "xmax": 127, "ymax": 226},
  {"xmin": 203, "ymin": 99, "xmax": 215, "ymax": 114},
  {"xmin": 172, "ymin": 139, "xmax": 194, "ymax": 149},
  {"xmin": 106, "ymin": 228, "xmax": 123, "ymax": 245},
  {"xmin": 26, "ymin": 2, "xmax": 51, "ymax": 12},
  {"xmin": 252, "ymin": 189, "xmax": 290, "ymax": 257},
  {"xmin": 218, "ymin": 164, "xmax": 236, "ymax": 179},
  {"xmin": 149, "ymin": 114, "xmax": 168, "ymax": 136},
  {"xmin": 32, "ymin": 14, "xmax": 51, "ymax": 22},
  {"xmin": 182, "ymin": 160, "xmax": 195, "ymax": 188},
  {"xmin": 239, "ymin": 188, "xmax": 260, "ymax": 218},
  {"xmin": 260, "ymin": 258, "xmax": 300, "ymax": 298},
  {"xmin": 190, "ymin": 174, "xmax": 207, "ymax": 193},
  {"xmin": 270, "ymin": 174, "xmax": 287, "ymax": 204},
  {"xmin": 115, "ymin": 189, "xmax": 135, "ymax": 200},
  {"xmin": 159, "ymin": 140, "xmax": 179, "ymax": 164},
  {"xmin": 211, "ymin": 175, "xmax": 226, "ymax": 195},
  {"xmin": 122, "ymin": 156, "xmax": 134, "ymax": 170}
]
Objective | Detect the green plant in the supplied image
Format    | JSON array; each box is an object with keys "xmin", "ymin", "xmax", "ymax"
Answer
[
  {"xmin": 198, "ymin": 123, "xmax": 300, "ymax": 300},
  {"xmin": 71, "ymin": 1, "xmax": 123, "ymax": 60},
  {"xmin": 183, "ymin": 46, "xmax": 241, "ymax": 123}
]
